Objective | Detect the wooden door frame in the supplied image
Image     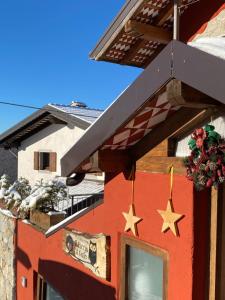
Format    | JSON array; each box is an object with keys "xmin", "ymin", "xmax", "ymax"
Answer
[{"xmin": 210, "ymin": 183, "xmax": 225, "ymax": 300}]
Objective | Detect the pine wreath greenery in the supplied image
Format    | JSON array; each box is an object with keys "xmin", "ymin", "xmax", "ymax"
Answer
[{"xmin": 184, "ymin": 125, "xmax": 225, "ymax": 191}]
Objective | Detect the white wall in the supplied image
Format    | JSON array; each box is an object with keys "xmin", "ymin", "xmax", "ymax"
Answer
[
  {"xmin": 176, "ymin": 116, "xmax": 225, "ymax": 157},
  {"xmin": 18, "ymin": 124, "xmax": 84, "ymax": 186}
]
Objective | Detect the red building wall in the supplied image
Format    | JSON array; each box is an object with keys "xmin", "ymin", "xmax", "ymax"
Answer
[{"xmin": 16, "ymin": 172, "xmax": 210, "ymax": 300}]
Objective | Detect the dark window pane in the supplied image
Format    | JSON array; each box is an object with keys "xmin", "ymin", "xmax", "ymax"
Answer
[
  {"xmin": 46, "ymin": 283, "xmax": 64, "ymax": 300},
  {"xmin": 40, "ymin": 152, "xmax": 50, "ymax": 170}
]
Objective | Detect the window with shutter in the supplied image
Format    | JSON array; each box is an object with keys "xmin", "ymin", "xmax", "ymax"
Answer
[
  {"xmin": 34, "ymin": 151, "xmax": 57, "ymax": 172},
  {"xmin": 49, "ymin": 152, "xmax": 57, "ymax": 172}
]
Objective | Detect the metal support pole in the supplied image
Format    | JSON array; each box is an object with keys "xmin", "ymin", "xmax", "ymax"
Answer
[{"xmin": 173, "ymin": 0, "xmax": 180, "ymax": 40}]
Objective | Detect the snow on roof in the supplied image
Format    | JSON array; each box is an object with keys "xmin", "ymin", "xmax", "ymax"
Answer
[
  {"xmin": 55, "ymin": 178, "xmax": 104, "ymax": 212},
  {"xmin": 188, "ymin": 37, "xmax": 225, "ymax": 61},
  {"xmin": 68, "ymin": 178, "xmax": 103, "ymax": 195},
  {"xmin": 49, "ymin": 103, "xmax": 103, "ymax": 124}
]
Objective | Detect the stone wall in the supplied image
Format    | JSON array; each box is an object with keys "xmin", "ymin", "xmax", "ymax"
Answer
[{"xmin": 0, "ymin": 210, "xmax": 16, "ymax": 300}]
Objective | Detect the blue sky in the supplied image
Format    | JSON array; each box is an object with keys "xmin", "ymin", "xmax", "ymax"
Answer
[{"xmin": 0, "ymin": 0, "xmax": 141, "ymax": 133}]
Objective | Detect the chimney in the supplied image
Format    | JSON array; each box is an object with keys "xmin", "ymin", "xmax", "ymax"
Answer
[{"xmin": 70, "ymin": 101, "xmax": 87, "ymax": 108}]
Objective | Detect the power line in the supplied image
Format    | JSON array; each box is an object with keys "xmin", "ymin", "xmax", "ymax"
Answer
[
  {"xmin": 179, "ymin": 0, "xmax": 200, "ymax": 9},
  {"xmin": 0, "ymin": 100, "xmax": 42, "ymax": 110},
  {"xmin": 0, "ymin": 100, "xmax": 102, "ymax": 119}
]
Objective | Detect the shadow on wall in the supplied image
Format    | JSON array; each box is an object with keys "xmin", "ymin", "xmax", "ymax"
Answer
[
  {"xmin": 192, "ymin": 188, "xmax": 211, "ymax": 300},
  {"xmin": 38, "ymin": 259, "xmax": 116, "ymax": 300},
  {"xmin": 16, "ymin": 246, "xmax": 32, "ymax": 270}
]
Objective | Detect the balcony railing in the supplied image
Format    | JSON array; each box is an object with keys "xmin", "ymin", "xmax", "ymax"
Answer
[{"xmin": 55, "ymin": 192, "xmax": 104, "ymax": 217}]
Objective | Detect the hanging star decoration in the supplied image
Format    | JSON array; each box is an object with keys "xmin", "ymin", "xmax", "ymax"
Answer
[
  {"xmin": 157, "ymin": 165, "xmax": 184, "ymax": 237},
  {"xmin": 123, "ymin": 204, "xmax": 142, "ymax": 236},
  {"xmin": 157, "ymin": 199, "xmax": 183, "ymax": 236}
]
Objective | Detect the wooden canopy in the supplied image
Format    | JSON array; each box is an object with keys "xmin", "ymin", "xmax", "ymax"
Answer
[
  {"xmin": 61, "ymin": 41, "xmax": 225, "ymax": 176},
  {"xmin": 90, "ymin": 0, "xmax": 199, "ymax": 68}
]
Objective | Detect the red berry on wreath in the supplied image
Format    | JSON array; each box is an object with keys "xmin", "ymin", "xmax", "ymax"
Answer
[
  {"xmin": 206, "ymin": 179, "xmax": 213, "ymax": 187},
  {"xmin": 196, "ymin": 138, "xmax": 204, "ymax": 148}
]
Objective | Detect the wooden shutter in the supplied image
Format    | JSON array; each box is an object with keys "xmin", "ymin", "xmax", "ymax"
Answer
[
  {"xmin": 49, "ymin": 152, "xmax": 57, "ymax": 172},
  {"xmin": 34, "ymin": 152, "xmax": 40, "ymax": 170}
]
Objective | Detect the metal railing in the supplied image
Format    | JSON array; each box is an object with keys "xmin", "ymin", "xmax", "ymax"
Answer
[{"xmin": 55, "ymin": 192, "xmax": 104, "ymax": 217}]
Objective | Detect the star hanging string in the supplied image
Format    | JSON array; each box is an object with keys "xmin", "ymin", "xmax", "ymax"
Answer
[
  {"xmin": 157, "ymin": 165, "xmax": 184, "ymax": 237},
  {"xmin": 122, "ymin": 166, "xmax": 142, "ymax": 236}
]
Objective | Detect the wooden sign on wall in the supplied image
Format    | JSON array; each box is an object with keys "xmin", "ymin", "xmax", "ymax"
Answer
[{"xmin": 63, "ymin": 229, "xmax": 110, "ymax": 280}]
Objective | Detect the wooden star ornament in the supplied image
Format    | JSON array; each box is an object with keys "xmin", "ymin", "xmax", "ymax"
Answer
[
  {"xmin": 123, "ymin": 204, "xmax": 142, "ymax": 236},
  {"xmin": 157, "ymin": 199, "xmax": 184, "ymax": 237}
]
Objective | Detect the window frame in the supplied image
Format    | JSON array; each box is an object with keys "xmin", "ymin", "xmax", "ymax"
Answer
[
  {"xmin": 119, "ymin": 235, "xmax": 168, "ymax": 300},
  {"xmin": 35, "ymin": 273, "xmax": 47, "ymax": 300},
  {"xmin": 35, "ymin": 273, "xmax": 64, "ymax": 300},
  {"xmin": 34, "ymin": 151, "xmax": 57, "ymax": 172}
]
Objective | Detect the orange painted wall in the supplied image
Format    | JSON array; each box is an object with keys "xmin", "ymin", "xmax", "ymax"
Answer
[{"xmin": 16, "ymin": 172, "xmax": 210, "ymax": 300}]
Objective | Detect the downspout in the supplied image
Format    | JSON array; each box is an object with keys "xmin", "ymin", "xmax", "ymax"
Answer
[{"xmin": 173, "ymin": 0, "xmax": 180, "ymax": 41}]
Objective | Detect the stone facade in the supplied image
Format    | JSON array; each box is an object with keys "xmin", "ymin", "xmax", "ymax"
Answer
[{"xmin": 0, "ymin": 210, "xmax": 16, "ymax": 300}]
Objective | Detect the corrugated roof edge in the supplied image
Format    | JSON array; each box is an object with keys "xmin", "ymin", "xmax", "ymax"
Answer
[
  {"xmin": 49, "ymin": 103, "xmax": 104, "ymax": 113},
  {"xmin": 48, "ymin": 104, "xmax": 103, "ymax": 125}
]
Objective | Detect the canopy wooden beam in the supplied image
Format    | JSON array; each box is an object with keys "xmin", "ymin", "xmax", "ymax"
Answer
[
  {"xmin": 166, "ymin": 80, "xmax": 219, "ymax": 108},
  {"xmin": 136, "ymin": 157, "xmax": 185, "ymax": 174},
  {"xmin": 170, "ymin": 107, "xmax": 217, "ymax": 140},
  {"xmin": 156, "ymin": 1, "xmax": 173, "ymax": 26},
  {"xmin": 130, "ymin": 107, "xmax": 204, "ymax": 161},
  {"xmin": 121, "ymin": 1, "xmax": 173, "ymax": 66},
  {"xmin": 75, "ymin": 150, "xmax": 131, "ymax": 173},
  {"xmin": 125, "ymin": 20, "xmax": 172, "ymax": 44}
]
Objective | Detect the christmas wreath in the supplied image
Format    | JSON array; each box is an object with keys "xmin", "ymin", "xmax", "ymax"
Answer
[{"xmin": 184, "ymin": 125, "xmax": 225, "ymax": 190}]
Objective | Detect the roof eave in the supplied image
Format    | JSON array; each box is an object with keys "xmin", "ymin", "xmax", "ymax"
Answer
[
  {"xmin": 0, "ymin": 104, "xmax": 91, "ymax": 146},
  {"xmin": 89, "ymin": 0, "xmax": 143, "ymax": 61},
  {"xmin": 0, "ymin": 105, "xmax": 50, "ymax": 143}
]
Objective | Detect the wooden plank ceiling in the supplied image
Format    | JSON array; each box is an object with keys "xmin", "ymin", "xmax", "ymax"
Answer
[
  {"xmin": 1, "ymin": 115, "xmax": 66, "ymax": 148},
  {"xmin": 98, "ymin": 0, "xmax": 198, "ymax": 68}
]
